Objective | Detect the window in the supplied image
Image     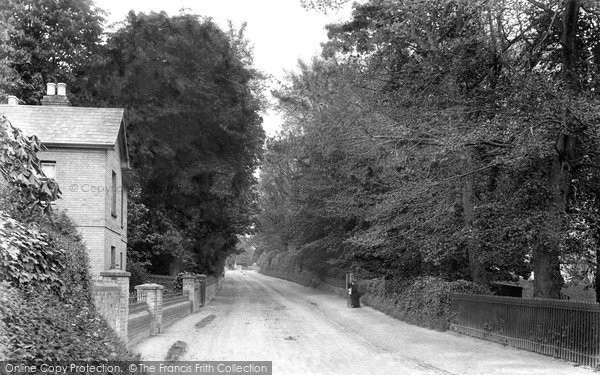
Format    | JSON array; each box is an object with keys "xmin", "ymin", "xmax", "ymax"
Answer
[
  {"xmin": 111, "ymin": 171, "xmax": 117, "ymax": 217},
  {"xmin": 40, "ymin": 161, "xmax": 56, "ymax": 179},
  {"xmin": 110, "ymin": 246, "xmax": 116, "ymax": 269},
  {"xmin": 119, "ymin": 252, "xmax": 123, "ymax": 270},
  {"xmin": 120, "ymin": 189, "xmax": 125, "ymax": 228},
  {"xmin": 39, "ymin": 161, "xmax": 57, "ymax": 209}
]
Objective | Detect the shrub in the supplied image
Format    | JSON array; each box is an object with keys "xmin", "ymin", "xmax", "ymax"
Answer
[
  {"xmin": 0, "ymin": 211, "xmax": 65, "ymax": 293},
  {"xmin": 1, "ymin": 284, "xmax": 130, "ymax": 361},
  {"xmin": 0, "ymin": 209, "xmax": 135, "ymax": 361},
  {"xmin": 173, "ymin": 272, "xmax": 203, "ymax": 291},
  {"xmin": 173, "ymin": 273, "xmax": 185, "ymax": 291},
  {"xmin": 128, "ymin": 262, "xmax": 150, "ymax": 292}
]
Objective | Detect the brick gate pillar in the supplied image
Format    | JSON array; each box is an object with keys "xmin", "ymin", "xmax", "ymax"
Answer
[
  {"xmin": 183, "ymin": 275, "xmax": 200, "ymax": 312},
  {"xmin": 99, "ymin": 270, "xmax": 130, "ymax": 340},
  {"xmin": 135, "ymin": 283, "xmax": 164, "ymax": 334}
]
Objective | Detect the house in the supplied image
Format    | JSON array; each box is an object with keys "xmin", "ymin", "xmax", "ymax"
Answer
[{"xmin": 0, "ymin": 83, "xmax": 129, "ymax": 276}]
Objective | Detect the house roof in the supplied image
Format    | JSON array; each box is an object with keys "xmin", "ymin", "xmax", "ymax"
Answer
[{"xmin": 0, "ymin": 105, "xmax": 125, "ymax": 148}]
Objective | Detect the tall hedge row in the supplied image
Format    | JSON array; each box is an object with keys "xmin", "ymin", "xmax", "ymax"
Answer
[{"xmin": 0, "ymin": 206, "xmax": 134, "ymax": 361}]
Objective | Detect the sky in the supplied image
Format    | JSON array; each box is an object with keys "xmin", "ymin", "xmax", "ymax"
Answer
[{"xmin": 95, "ymin": 0, "xmax": 355, "ymax": 136}]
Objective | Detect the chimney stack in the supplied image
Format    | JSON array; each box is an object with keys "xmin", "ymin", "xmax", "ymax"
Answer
[
  {"xmin": 41, "ymin": 82, "xmax": 70, "ymax": 106},
  {"xmin": 7, "ymin": 96, "xmax": 18, "ymax": 105},
  {"xmin": 46, "ymin": 82, "xmax": 56, "ymax": 96},
  {"xmin": 57, "ymin": 82, "xmax": 66, "ymax": 96}
]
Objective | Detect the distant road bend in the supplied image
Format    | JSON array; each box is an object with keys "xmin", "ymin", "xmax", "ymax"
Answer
[{"xmin": 134, "ymin": 270, "xmax": 592, "ymax": 375}]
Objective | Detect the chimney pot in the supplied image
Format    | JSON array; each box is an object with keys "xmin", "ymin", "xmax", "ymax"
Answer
[
  {"xmin": 46, "ymin": 83, "xmax": 56, "ymax": 96},
  {"xmin": 56, "ymin": 83, "xmax": 66, "ymax": 96},
  {"xmin": 7, "ymin": 96, "xmax": 18, "ymax": 105}
]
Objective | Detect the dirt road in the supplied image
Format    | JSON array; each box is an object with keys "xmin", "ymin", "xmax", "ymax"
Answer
[{"xmin": 133, "ymin": 270, "xmax": 593, "ymax": 375}]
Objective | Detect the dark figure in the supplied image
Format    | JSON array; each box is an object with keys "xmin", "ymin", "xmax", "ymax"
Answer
[{"xmin": 348, "ymin": 281, "xmax": 360, "ymax": 308}]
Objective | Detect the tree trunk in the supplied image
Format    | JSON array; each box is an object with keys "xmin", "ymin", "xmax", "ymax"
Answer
[
  {"xmin": 533, "ymin": 0, "xmax": 580, "ymax": 298},
  {"xmin": 533, "ymin": 157, "xmax": 566, "ymax": 298},
  {"xmin": 596, "ymin": 243, "xmax": 600, "ymax": 303},
  {"xmin": 462, "ymin": 156, "xmax": 486, "ymax": 285}
]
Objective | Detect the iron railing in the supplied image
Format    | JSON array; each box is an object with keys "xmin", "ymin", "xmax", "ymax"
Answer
[
  {"xmin": 129, "ymin": 291, "xmax": 146, "ymax": 305},
  {"xmin": 128, "ymin": 291, "xmax": 148, "ymax": 314},
  {"xmin": 451, "ymin": 293, "xmax": 600, "ymax": 367}
]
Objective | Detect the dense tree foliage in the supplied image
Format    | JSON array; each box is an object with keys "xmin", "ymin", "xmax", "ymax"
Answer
[
  {"xmin": 0, "ymin": 0, "xmax": 105, "ymax": 104},
  {"xmin": 84, "ymin": 12, "xmax": 265, "ymax": 275},
  {"xmin": 256, "ymin": 0, "xmax": 600, "ymax": 299}
]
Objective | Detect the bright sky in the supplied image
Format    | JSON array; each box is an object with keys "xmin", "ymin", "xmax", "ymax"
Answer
[{"xmin": 95, "ymin": 0, "xmax": 355, "ymax": 136}]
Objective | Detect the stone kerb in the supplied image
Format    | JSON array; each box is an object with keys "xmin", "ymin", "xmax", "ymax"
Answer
[
  {"xmin": 135, "ymin": 283, "xmax": 164, "ymax": 335},
  {"xmin": 182, "ymin": 275, "xmax": 200, "ymax": 312},
  {"xmin": 98, "ymin": 270, "xmax": 130, "ymax": 341}
]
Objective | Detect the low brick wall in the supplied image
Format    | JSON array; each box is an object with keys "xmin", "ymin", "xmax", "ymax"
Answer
[
  {"xmin": 127, "ymin": 310, "xmax": 152, "ymax": 346},
  {"xmin": 125, "ymin": 275, "xmax": 223, "ymax": 346},
  {"xmin": 206, "ymin": 275, "xmax": 224, "ymax": 303},
  {"xmin": 163, "ymin": 300, "xmax": 193, "ymax": 328}
]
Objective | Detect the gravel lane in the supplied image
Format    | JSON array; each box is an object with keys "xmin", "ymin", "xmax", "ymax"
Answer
[{"xmin": 132, "ymin": 270, "xmax": 593, "ymax": 375}]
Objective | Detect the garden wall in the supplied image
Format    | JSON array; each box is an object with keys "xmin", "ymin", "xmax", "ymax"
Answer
[
  {"xmin": 163, "ymin": 297, "xmax": 193, "ymax": 328},
  {"xmin": 93, "ymin": 272, "xmax": 224, "ymax": 347},
  {"xmin": 206, "ymin": 275, "xmax": 225, "ymax": 303},
  {"xmin": 127, "ymin": 310, "xmax": 152, "ymax": 346}
]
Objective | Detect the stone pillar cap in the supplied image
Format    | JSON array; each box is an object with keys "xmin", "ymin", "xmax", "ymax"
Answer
[
  {"xmin": 182, "ymin": 275, "xmax": 197, "ymax": 279},
  {"xmin": 135, "ymin": 283, "xmax": 164, "ymax": 290}
]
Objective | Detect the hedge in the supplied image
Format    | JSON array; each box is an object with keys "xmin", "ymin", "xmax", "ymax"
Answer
[
  {"xmin": 358, "ymin": 276, "xmax": 489, "ymax": 331},
  {"xmin": 0, "ymin": 208, "xmax": 135, "ymax": 361}
]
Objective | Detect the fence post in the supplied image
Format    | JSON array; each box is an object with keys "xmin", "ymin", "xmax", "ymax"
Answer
[
  {"xmin": 135, "ymin": 283, "xmax": 164, "ymax": 335},
  {"xmin": 197, "ymin": 274, "xmax": 207, "ymax": 306},
  {"xmin": 99, "ymin": 270, "xmax": 130, "ymax": 341},
  {"xmin": 183, "ymin": 275, "xmax": 199, "ymax": 312}
]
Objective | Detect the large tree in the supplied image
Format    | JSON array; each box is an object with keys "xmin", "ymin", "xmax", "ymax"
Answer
[
  {"xmin": 257, "ymin": 0, "xmax": 600, "ymax": 298},
  {"xmin": 87, "ymin": 12, "xmax": 265, "ymax": 275},
  {"xmin": 0, "ymin": 0, "xmax": 105, "ymax": 104}
]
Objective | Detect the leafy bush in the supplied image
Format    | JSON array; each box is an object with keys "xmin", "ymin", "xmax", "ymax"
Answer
[
  {"xmin": 0, "ymin": 209, "xmax": 135, "ymax": 361},
  {"xmin": 358, "ymin": 276, "xmax": 489, "ymax": 331},
  {"xmin": 173, "ymin": 272, "xmax": 204, "ymax": 291},
  {"xmin": 0, "ymin": 115, "xmax": 60, "ymax": 211},
  {"xmin": 0, "ymin": 211, "xmax": 65, "ymax": 292},
  {"xmin": 173, "ymin": 273, "xmax": 184, "ymax": 291},
  {"xmin": 128, "ymin": 262, "xmax": 150, "ymax": 292},
  {"xmin": 1, "ymin": 283, "xmax": 129, "ymax": 361}
]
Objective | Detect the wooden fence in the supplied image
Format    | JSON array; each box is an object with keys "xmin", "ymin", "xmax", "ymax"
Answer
[{"xmin": 451, "ymin": 293, "xmax": 600, "ymax": 367}]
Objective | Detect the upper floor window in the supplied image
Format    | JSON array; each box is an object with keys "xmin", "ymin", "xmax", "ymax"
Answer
[
  {"xmin": 40, "ymin": 161, "xmax": 56, "ymax": 180},
  {"xmin": 111, "ymin": 171, "xmax": 117, "ymax": 217},
  {"xmin": 120, "ymin": 189, "xmax": 125, "ymax": 228}
]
